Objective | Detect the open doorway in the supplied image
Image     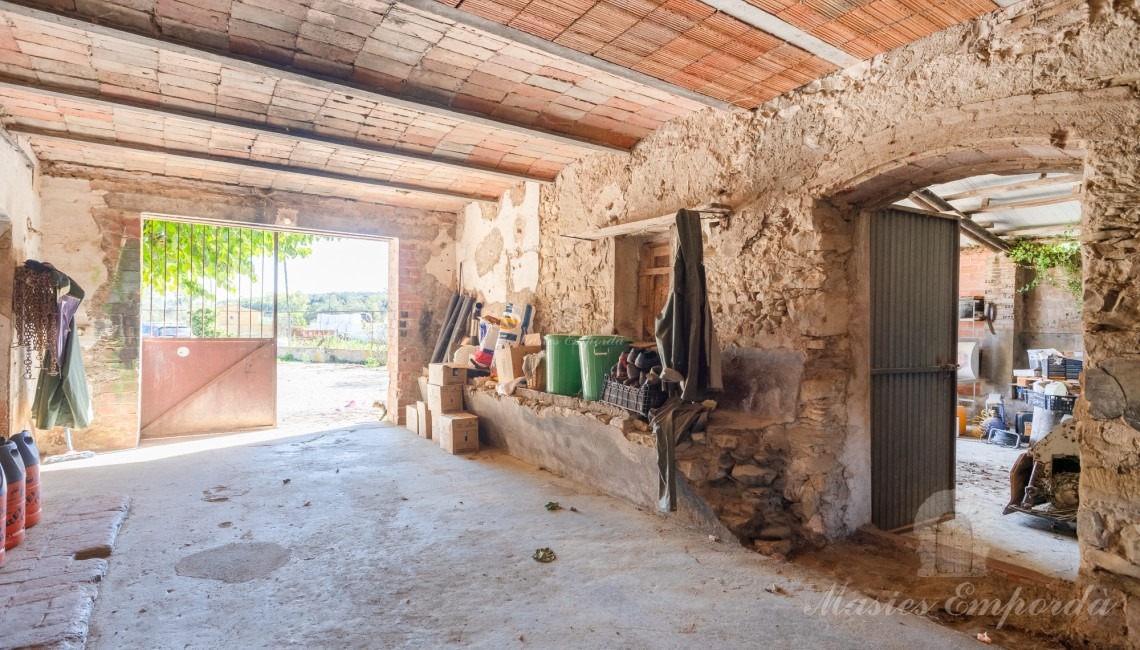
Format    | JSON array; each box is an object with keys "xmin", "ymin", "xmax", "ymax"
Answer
[
  {"xmin": 139, "ymin": 218, "xmax": 390, "ymax": 439},
  {"xmin": 274, "ymin": 236, "xmax": 390, "ymax": 428},
  {"xmin": 896, "ymin": 172, "xmax": 1083, "ymax": 581}
]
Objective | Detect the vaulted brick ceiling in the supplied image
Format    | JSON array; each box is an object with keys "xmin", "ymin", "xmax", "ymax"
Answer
[{"xmin": 0, "ymin": 0, "xmax": 1004, "ymax": 212}]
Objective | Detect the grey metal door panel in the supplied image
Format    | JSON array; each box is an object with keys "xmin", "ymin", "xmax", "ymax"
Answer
[{"xmin": 870, "ymin": 208, "xmax": 959, "ymax": 532}]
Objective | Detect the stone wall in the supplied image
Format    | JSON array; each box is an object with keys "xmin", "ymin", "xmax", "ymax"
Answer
[
  {"xmin": 0, "ymin": 129, "xmax": 41, "ymax": 439},
  {"xmin": 1073, "ymin": 136, "xmax": 1140, "ymax": 647},
  {"xmin": 455, "ymin": 182, "xmax": 541, "ymax": 320},
  {"xmin": 457, "ymin": 0, "xmax": 1140, "ymax": 642},
  {"xmin": 33, "ymin": 169, "xmax": 456, "ymax": 452}
]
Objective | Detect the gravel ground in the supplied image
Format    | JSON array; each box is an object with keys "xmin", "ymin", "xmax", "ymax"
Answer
[{"xmin": 276, "ymin": 361, "xmax": 390, "ymax": 427}]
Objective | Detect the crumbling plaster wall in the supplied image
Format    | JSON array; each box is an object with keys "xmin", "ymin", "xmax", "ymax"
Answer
[
  {"xmin": 459, "ymin": 0, "xmax": 1140, "ymax": 640},
  {"xmin": 34, "ymin": 169, "xmax": 455, "ymax": 452},
  {"xmin": 0, "ymin": 129, "xmax": 40, "ymax": 439},
  {"xmin": 456, "ymin": 182, "xmax": 541, "ymax": 318}
]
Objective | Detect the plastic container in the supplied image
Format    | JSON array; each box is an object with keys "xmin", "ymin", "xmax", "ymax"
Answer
[
  {"xmin": 577, "ymin": 336, "xmax": 632, "ymax": 401},
  {"xmin": 0, "ymin": 462, "xmax": 6, "ymax": 566},
  {"xmin": 1, "ymin": 440, "xmax": 25, "ymax": 551},
  {"xmin": 601, "ymin": 374, "xmax": 668, "ymax": 416},
  {"xmin": 545, "ymin": 335, "xmax": 583, "ymax": 396},
  {"xmin": 10, "ymin": 431, "xmax": 40, "ymax": 528}
]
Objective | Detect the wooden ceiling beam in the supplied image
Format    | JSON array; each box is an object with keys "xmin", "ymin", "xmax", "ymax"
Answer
[
  {"xmin": 23, "ymin": 132, "xmax": 488, "ymax": 204},
  {"xmin": 909, "ymin": 189, "xmax": 1010, "ymax": 253},
  {"xmin": 969, "ymin": 186, "xmax": 1083, "ymax": 214},
  {"xmin": 940, "ymin": 174, "xmax": 1082, "ymax": 201},
  {"xmin": 0, "ymin": 80, "xmax": 545, "ymax": 187}
]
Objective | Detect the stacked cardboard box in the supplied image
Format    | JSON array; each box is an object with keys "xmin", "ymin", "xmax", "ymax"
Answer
[{"xmin": 423, "ymin": 363, "xmax": 479, "ymax": 454}]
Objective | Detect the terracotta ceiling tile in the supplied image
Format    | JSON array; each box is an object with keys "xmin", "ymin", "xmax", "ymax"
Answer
[
  {"xmin": 603, "ymin": 0, "xmax": 662, "ymax": 18},
  {"xmin": 777, "ymin": 4, "xmax": 830, "ymax": 30}
]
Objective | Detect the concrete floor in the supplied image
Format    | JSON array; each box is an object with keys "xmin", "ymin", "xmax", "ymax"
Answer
[
  {"xmin": 38, "ymin": 423, "xmax": 986, "ymax": 649},
  {"xmin": 950, "ymin": 438, "xmax": 1078, "ymax": 581}
]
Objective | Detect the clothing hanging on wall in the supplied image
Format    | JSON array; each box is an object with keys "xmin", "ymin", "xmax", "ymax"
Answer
[
  {"xmin": 652, "ymin": 210, "xmax": 723, "ymax": 512},
  {"xmin": 21, "ymin": 261, "xmax": 94, "ymax": 430}
]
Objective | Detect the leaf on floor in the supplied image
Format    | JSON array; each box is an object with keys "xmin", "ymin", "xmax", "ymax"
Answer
[
  {"xmin": 533, "ymin": 547, "xmax": 556, "ymax": 563},
  {"xmin": 545, "ymin": 501, "xmax": 562, "ymax": 511}
]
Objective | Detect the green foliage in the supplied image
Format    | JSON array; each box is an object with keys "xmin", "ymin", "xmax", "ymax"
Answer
[
  {"xmin": 1006, "ymin": 237, "xmax": 1081, "ymax": 299},
  {"xmin": 142, "ymin": 221, "xmax": 327, "ymax": 300},
  {"xmin": 190, "ymin": 307, "xmax": 223, "ymax": 338}
]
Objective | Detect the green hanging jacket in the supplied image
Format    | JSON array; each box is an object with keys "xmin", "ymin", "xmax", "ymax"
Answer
[{"xmin": 33, "ymin": 276, "xmax": 93, "ymax": 430}]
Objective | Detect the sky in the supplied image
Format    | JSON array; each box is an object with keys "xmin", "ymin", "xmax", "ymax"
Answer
[{"xmin": 266, "ymin": 237, "xmax": 390, "ymax": 294}]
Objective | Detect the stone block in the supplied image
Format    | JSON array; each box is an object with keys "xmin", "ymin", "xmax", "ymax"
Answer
[{"xmin": 731, "ymin": 464, "xmax": 778, "ymax": 488}]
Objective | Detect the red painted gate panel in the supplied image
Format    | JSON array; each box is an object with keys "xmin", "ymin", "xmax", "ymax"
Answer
[{"xmin": 141, "ymin": 338, "xmax": 276, "ymax": 438}]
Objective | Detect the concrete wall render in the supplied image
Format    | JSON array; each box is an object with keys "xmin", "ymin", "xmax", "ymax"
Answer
[{"xmin": 0, "ymin": 129, "xmax": 41, "ymax": 439}]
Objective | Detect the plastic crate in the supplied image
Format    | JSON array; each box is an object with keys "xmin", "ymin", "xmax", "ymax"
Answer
[
  {"xmin": 601, "ymin": 374, "xmax": 668, "ymax": 416},
  {"xmin": 1046, "ymin": 357, "xmax": 1067, "ymax": 379},
  {"xmin": 1024, "ymin": 390, "xmax": 1077, "ymax": 415},
  {"xmin": 1065, "ymin": 359, "xmax": 1083, "ymax": 380}
]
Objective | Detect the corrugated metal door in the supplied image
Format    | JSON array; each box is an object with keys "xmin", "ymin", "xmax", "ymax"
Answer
[{"xmin": 871, "ymin": 207, "xmax": 959, "ymax": 532}]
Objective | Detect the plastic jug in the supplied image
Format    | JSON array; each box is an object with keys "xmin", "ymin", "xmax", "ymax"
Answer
[
  {"xmin": 1, "ymin": 441, "xmax": 25, "ymax": 551},
  {"xmin": 10, "ymin": 431, "xmax": 40, "ymax": 528}
]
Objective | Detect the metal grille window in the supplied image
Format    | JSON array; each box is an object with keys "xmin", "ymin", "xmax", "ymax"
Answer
[{"xmin": 142, "ymin": 220, "xmax": 277, "ymax": 340}]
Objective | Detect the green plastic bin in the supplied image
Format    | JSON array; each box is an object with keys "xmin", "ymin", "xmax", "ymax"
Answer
[
  {"xmin": 577, "ymin": 335, "xmax": 632, "ymax": 401},
  {"xmin": 545, "ymin": 334, "xmax": 583, "ymax": 396}
]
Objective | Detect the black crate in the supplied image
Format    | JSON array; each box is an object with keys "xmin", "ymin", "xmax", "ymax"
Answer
[
  {"xmin": 1024, "ymin": 390, "xmax": 1076, "ymax": 415},
  {"xmin": 601, "ymin": 375, "xmax": 669, "ymax": 416}
]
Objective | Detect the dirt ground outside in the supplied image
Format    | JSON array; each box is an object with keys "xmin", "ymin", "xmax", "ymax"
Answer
[
  {"xmin": 949, "ymin": 438, "xmax": 1078, "ymax": 581},
  {"xmin": 276, "ymin": 361, "xmax": 390, "ymax": 428}
]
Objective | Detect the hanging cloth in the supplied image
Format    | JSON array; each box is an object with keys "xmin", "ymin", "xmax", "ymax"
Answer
[
  {"xmin": 32, "ymin": 266, "xmax": 93, "ymax": 430},
  {"xmin": 652, "ymin": 210, "xmax": 723, "ymax": 512},
  {"xmin": 654, "ymin": 210, "xmax": 723, "ymax": 402}
]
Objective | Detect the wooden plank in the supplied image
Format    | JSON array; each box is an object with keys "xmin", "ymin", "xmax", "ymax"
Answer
[
  {"xmin": 565, "ymin": 206, "xmax": 732, "ymax": 240},
  {"xmin": 940, "ymin": 174, "xmax": 1080, "ymax": 201},
  {"xmin": 639, "ymin": 267, "xmax": 671, "ymax": 276},
  {"xmin": 969, "ymin": 187, "xmax": 1082, "ymax": 214},
  {"xmin": 909, "ymin": 189, "xmax": 1009, "ymax": 253}
]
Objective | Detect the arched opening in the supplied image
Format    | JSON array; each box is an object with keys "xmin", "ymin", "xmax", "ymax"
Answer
[{"xmin": 831, "ymin": 140, "xmax": 1086, "ymax": 582}]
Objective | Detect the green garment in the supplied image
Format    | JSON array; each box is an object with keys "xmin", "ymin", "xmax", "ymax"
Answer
[
  {"xmin": 654, "ymin": 209, "xmax": 722, "ymax": 401},
  {"xmin": 652, "ymin": 210, "xmax": 723, "ymax": 511},
  {"xmin": 33, "ymin": 279, "xmax": 93, "ymax": 430}
]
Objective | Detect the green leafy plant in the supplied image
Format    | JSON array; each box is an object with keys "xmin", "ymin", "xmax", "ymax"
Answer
[
  {"xmin": 1006, "ymin": 237, "xmax": 1081, "ymax": 299},
  {"xmin": 142, "ymin": 221, "xmax": 329, "ymax": 300}
]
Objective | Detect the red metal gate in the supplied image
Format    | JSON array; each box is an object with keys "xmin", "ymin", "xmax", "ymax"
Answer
[
  {"xmin": 141, "ymin": 339, "xmax": 276, "ymax": 437},
  {"xmin": 140, "ymin": 220, "xmax": 277, "ymax": 438}
]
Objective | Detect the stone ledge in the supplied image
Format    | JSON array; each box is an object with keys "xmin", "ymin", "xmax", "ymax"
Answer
[{"xmin": 0, "ymin": 494, "xmax": 130, "ymax": 650}]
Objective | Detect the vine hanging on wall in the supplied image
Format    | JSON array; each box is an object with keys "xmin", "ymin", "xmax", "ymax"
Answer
[{"xmin": 1005, "ymin": 236, "xmax": 1082, "ymax": 299}]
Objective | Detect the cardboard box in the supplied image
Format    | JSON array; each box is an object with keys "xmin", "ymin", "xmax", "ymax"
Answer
[
  {"xmin": 435, "ymin": 413, "xmax": 479, "ymax": 454},
  {"xmin": 406, "ymin": 405, "xmax": 419, "ymax": 435},
  {"xmin": 1016, "ymin": 376, "xmax": 1037, "ymax": 388},
  {"xmin": 428, "ymin": 363, "xmax": 468, "ymax": 386},
  {"xmin": 416, "ymin": 401, "xmax": 432, "ymax": 440},
  {"xmin": 494, "ymin": 345, "xmax": 542, "ymax": 383},
  {"xmin": 426, "ymin": 383, "xmax": 464, "ymax": 414}
]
